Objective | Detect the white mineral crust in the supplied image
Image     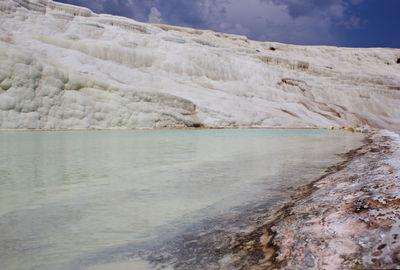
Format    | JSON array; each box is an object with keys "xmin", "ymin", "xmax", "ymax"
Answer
[{"xmin": 0, "ymin": 0, "xmax": 399, "ymax": 130}]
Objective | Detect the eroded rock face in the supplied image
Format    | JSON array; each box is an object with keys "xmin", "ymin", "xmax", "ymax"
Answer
[
  {"xmin": 0, "ymin": 46, "xmax": 200, "ymax": 129},
  {"xmin": 0, "ymin": 0, "xmax": 400, "ymax": 130}
]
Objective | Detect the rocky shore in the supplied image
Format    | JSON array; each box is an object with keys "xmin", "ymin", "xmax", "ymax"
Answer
[{"xmin": 219, "ymin": 130, "xmax": 400, "ymax": 269}]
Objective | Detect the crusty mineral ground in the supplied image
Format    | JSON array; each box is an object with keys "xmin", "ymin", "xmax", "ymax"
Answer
[{"xmin": 224, "ymin": 130, "xmax": 400, "ymax": 270}]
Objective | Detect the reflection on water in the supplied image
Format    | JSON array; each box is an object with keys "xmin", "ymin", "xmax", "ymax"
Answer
[{"xmin": 0, "ymin": 129, "xmax": 363, "ymax": 269}]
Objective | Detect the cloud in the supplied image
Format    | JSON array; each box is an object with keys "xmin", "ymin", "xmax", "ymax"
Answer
[
  {"xmin": 270, "ymin": 0, "xmax": 344, "ymax": 18},
  {"xmin": 54, "ymin": 0, "xmax": 366, "ymax": 46},
  {"xmin": 339, "ymin": 15, "xmax": 366, "ymax": 29},
  {"xmin": 347, "ymin": 16, "xmax": 361, "ymax": 28},
  {"xmin": 148, "ymin": 7, "xmax": 162, "ymax": 23}
]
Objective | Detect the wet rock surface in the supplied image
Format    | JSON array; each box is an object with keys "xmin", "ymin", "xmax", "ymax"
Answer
[{"xmin": 256, "ymin": 130, "xmax": 400, "ymax": 269}]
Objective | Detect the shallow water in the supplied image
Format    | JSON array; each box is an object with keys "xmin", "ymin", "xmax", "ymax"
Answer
[{"xmin": 0, "ymin": 129, "xmax": 363, "ymax": 269}]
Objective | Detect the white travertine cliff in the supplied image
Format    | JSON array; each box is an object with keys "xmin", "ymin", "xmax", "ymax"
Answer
[{"xmin": 0, "ymin": 0, "xmax": 399, "ymax": 130}]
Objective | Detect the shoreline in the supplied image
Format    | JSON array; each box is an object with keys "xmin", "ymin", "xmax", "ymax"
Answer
[
  {"xmin": 114, "ymin": 131, "xmax": 369, "ymax": 270},
  {"xmin": 225, "ymin": 139, "xmax": 372, "ymax": 269},
  {"xmin": 226, "ymin": 130, "xmax": 400, "ymax": 269},
  {"xmin": 204, "ymin": 134, "xmax": 374, "ymax": 270},
  {"xmin": 0, "ymin": 126, "xmax": 361, "ymax": 132},
  {"xmin": 129, "ymin": 129, "xmax": 399, "ymax": 270},
  {"xmin": 74, "ymin": 129, "xmax": 376, "ymax": 270}
]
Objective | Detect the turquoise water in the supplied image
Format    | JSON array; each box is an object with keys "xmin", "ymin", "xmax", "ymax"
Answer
[{"xmin": 0, "ymin": 129, "xmax": 363, "ymax": 269}]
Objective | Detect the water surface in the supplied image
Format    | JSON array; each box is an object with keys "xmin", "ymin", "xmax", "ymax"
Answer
[{"xmin": 0, "ymin": 129, "xmax": 363, "ymax": 269}]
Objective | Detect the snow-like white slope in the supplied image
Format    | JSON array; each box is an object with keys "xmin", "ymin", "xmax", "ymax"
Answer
[{"xmin": 0, "ymin": 0, "xmax": 399, "ymax": 130}]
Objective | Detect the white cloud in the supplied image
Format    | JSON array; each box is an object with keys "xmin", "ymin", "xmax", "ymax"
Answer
[{"xmin": 148, "ymin": 7, "xmax": 162, "ymax": 23}]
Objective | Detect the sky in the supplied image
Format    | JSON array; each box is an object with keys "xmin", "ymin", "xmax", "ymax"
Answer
[{"xmin": 54, "ymin": 0, "xmax": 400, "ymax": 48}]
